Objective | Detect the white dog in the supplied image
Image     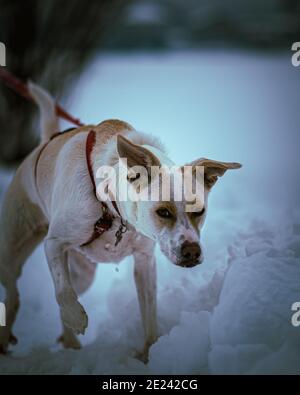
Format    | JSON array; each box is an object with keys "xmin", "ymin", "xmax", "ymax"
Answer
[{"xmin": 0, "ymin": 83, "xmax": 241, "ymax": 360}]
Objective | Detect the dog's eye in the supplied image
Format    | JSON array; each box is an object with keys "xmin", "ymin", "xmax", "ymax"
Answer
[
  {"xmin": 192, "ymin": 207, "xmax": 205, "ymax": 217},
  {"xmin": 156, "ymin": 208, "xmax": 173, "ymax": 219},
  {"xmin": 127, "ymin": 172, "xmax": 140, "ymax": 182}
]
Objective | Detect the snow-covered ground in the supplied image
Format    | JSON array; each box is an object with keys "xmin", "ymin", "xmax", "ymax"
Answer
[{"xmin": 0, "ymin": 50, "xmax": 299, "ymax": 374}]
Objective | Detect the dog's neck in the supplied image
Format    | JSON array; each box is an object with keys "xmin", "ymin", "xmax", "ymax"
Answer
[{"xmin": 91, "ymin": 130, "xmax": 170, "ymax": 235}]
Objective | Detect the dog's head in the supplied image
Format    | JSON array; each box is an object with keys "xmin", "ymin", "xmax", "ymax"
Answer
[{"xmin": 116, "ymin": 135, "xmax": 241, "ymax": 268}]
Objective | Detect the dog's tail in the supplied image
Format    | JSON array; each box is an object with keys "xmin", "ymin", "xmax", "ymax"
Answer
[{"xmin": 27, "ymin": 81, "xmax": 59, "ymax": 143}]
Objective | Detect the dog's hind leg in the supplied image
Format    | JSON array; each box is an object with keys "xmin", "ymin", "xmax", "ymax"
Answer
[
  {"xmin": 56, "ymin": 249, "xmax": 96, "ymax": 350},
  {"xmin": 0, "ymin": 181, "xmax": 47, "ymax": 353}
]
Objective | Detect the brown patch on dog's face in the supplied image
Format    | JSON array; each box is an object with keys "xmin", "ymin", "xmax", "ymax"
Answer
[
  {"xmin": 187, "ymin": 206, "xmax": 206, "ymax": 230},
  {"xmin": 153, "ymin": 202, "xmax": 177, "ymax": 230}
]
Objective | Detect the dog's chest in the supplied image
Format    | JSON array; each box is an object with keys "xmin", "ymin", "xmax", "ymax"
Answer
[{"xmin": 79, "ymin": 225, "xmax": 137, "ymax": 264}]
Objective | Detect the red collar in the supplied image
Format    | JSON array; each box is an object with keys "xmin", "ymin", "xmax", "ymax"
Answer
[{"xmin": 82, "ymin": 130, "xmax": 126, "ymax": 247}]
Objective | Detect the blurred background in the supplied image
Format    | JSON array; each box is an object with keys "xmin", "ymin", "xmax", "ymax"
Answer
[
  {"xmin": 0, "ymin": 0, "xmax": 300, "ymax": 165},
  {"xmin": 0, "ymin": 0, "xmax": 300, "ymax": 374}
]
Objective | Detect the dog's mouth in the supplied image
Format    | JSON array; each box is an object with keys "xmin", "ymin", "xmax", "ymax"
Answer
[
  {"xmin": 176, "ymin": 257, "xmax": 203, "ymax": 268},
  {"xmin": 175, "ymin": 254, "xmax": 203, "ymax": 268},
  {"xmin": 164, "ymin": 248, "xmax": 203, "ymax": 268}
]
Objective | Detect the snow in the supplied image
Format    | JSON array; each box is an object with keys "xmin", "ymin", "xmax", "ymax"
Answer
[
  {"xmin": 209, "ymin": 220, "xmax": 300, "ymax": 374},
  {"xmin": 0, "ymin": 50, "xmax": 299, "ymax": 374}
]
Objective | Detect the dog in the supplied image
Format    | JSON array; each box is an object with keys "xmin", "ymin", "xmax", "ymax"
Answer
[{"xmin": 0, "ymin": 83, "xmax": 241, "ymax": 360}]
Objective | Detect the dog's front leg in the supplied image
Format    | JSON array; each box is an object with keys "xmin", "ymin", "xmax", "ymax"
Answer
[
  {"xmin": 44, "ymin": 238, "xmax": 88, "ymax": 335},
  {"xmin": 133, "ymin": 249, "xmax": 158, "ymax": 362}
]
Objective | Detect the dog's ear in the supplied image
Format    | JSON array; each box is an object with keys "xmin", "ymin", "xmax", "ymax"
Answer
[
  {"xmin": 188, "ymin": 158, "xmax": 242, "ymax": 189},
  {"xmin": 117, "ymin": 135, "xmax": 160, "ymax": 174}
]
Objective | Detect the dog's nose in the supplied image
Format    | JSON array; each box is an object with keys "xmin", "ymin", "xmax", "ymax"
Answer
[{"xmin": 179, "ymin": 241, "xmax": 201, "ymax": 267}]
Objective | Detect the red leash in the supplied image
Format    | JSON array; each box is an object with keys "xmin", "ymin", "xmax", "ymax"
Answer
[{"xmin": 0, "ymin": 68, "xmax": 84, "ymax": 127}]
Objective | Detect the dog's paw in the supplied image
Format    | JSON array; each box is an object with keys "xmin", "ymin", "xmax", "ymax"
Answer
[
  {"xmin": 0, "ymin": 329, "xmax": 17, "ymax": 355},
  {"xmin": 9, "ymin": 333, "xmax": 18, "ymax": 345},
  {"xmin": 60, "ymin": 301, "xmax": 88, "ymax": 335},
  {"xmin": 134, "ymin": 348, "xmax": 149, "ymax": 364},
  {"xmin": 134, "ymin": 337, "xmax": 158, "ymax": 364},
  {"xmin": 0, "ymin": 345, "xmax": 8, "ymax": 355},
  {"xmin": 57, "ymin": 333, "xmax": 81, "ymax": 350},
  {"xmin": 134, "ymin": 341, "xmax": 153, "ymax": 364}
]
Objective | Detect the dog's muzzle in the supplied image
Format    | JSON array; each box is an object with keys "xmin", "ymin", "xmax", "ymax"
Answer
[{"xmin": 176, "ymin": 241, "xmax": 202, "ymax": 268}]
